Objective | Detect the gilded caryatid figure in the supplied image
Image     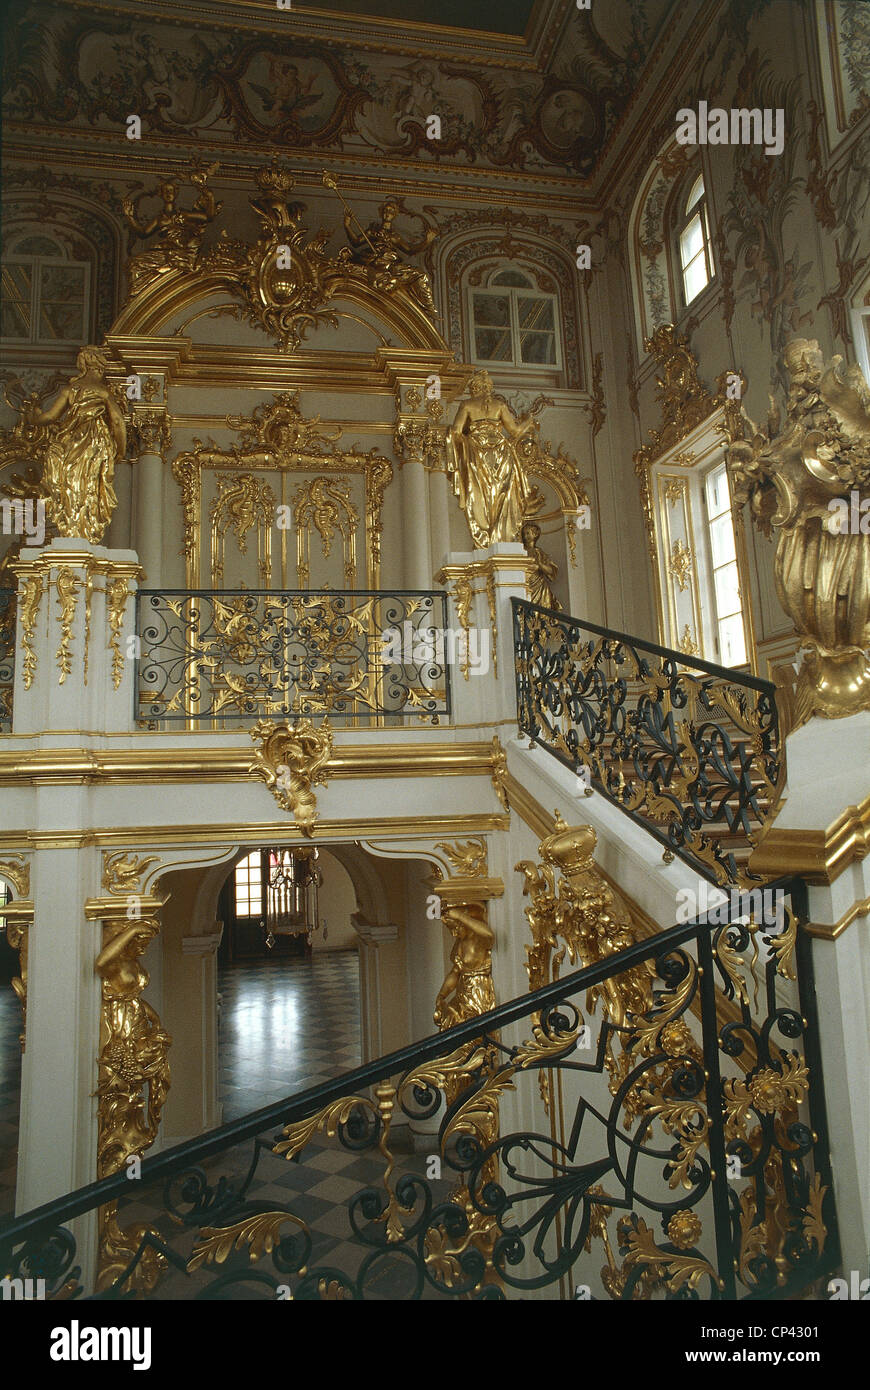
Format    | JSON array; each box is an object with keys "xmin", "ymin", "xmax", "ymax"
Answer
[
  {"xmin": 448, "ymin": 371, "xmax": 535, "ymax": 549},
  {"xmin": 26, "ymin": 347, "xmax": 126, "ymax": 546},
  {"xmin": 726, "ymin": 339, "xmax": 870, "ymax": 723},
  {"xmin": 434, "ymin": 904, "xmax": 495, "ymax": 1031}
]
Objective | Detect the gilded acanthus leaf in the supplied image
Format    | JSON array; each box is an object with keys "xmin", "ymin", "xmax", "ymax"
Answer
[{"xmin": 187, "ymin": 1210, "xmax": 308, "ymax": 1271}]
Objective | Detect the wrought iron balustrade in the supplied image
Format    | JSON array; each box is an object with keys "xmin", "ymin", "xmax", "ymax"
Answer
[
  {"xmin": 512, "ymin": 599, "xmax": 784, "ymax": 887},
  {"xmin": 0, "ymin": 589, "xmax": 14, "ymax": 734},
  {"xmin": 136, "ymin": 589, "xmax": 451, "ymax": 728},
  {"xmin": 0, "ymin": 881, "xmax": 836, "ymax": 1301}
]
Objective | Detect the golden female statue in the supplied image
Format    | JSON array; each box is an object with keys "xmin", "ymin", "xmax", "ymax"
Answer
[
  {"xmin": 448, "ymin": 371, "xmax": 534, "ymax": 548},
  {"xmin": 28, "ymin": 346, "xmax": 126, "ymax": 545},
  {"xmin": 521, "ymin": 519, "xmax": 561, "ymax": 610},
  {"xmin": 434, "ymin": 904, "xmax": 495, "ymax": 1030}
]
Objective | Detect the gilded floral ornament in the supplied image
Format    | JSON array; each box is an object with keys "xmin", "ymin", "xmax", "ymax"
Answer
[
  {"xmin": 249, "ymin": 718, "xmax": 334, "ymax": 835},
  {"xmin": 726, "ymin": 339, "xmax": 870, "ymax": 722}
]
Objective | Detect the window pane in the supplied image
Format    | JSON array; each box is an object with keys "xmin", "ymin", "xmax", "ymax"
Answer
[
  {"xmin": 517, "ymin": 296, "xmax": 554, "ymax": 331},
  {"xmin": 686, "ymin": 175, "xmax": 704, "ymax": 214},
  {"xmin": 705, "ymin": 464, "xmax": 731, "ymax": 519},
  {"xmin": 680, "ymin": 213, "xmax": 705, "ymax": 266},
  {"xmin": 682, "ymin": 252, "xmax": 708, "ymax": 303},
  {"xmin": 520, "ymin": 331, "xmax": 556, "ymax": 365},
  {"xmin": 472, "ymin": 292, "xmax": 510, "ymax": 326},
  {"xmin": 38, "ymin": 264, "xmax": 86, "ymax": 342},
  {"xmin": 475, "ymin": 326, "xmax": 512, "ymax": 361},
  {"xmin": 714, "ymin": 561, "xmax": 742, "ymax": 618},
  {"xmin": 709, "ymin": 513, "xmax": 736, "ymax": 568},
  {"xmin": 1, "ymin": 263, "xmax": 32, "ymax": 338},
  {"xmin": 492, "ymin": 269, "xmax": 531, "ymax": 287},
  {"xmin": 12, "ymin": 236, "xmax": 62, "ymax": 256},
  {"xmin": 719, "ymin": 613, "xmax": 747, "ymax": 667}
]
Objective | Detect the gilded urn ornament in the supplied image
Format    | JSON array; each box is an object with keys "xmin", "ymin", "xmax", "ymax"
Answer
[
  {"xmin": 448, "ymin": 370, "xmax": 535, "ymax": 548},
  {"xmin": 726, "ymin": 340, "xmax": 870, "ymax": 723}
]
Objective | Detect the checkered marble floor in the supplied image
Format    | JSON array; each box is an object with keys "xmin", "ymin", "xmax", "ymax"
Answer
[{"xmin": 218, "ymin": 952, "xmax": 363, "ymax": 1120}]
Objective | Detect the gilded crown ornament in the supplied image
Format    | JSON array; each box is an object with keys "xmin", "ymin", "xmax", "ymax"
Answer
[{"xmin": 726, "ymin": 339, "xmax": 870, "ymax": 723}]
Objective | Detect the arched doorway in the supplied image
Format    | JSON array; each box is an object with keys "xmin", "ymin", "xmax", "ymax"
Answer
[{"xmin": 215, "ymin": 846, "xmax": 362, "ymax": 1121}]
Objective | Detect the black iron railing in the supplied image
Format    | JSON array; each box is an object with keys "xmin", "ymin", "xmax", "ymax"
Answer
[
  {"xmin": 512, "ymin": 599, "xmax": 783, "ymax": 887},
  {"xmin": 135, "ymin": 589, "xmax": 452, "ymax": 728},
  {"xmin": 0, "ymin": 882, "xmax": 836, "ymax": 1301},
  {"xmin": 0, "ymin": 589, "xmax": 14, "ymax": 733}
]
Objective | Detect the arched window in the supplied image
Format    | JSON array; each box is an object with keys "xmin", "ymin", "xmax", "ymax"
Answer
[
  {"xmin": 468, "ymin": 266, "xmax": 561, "ymax": 369},
  {"xmin": 675, "ymin": 175, "xmax": 714, "ymax": 307},
  {"xmin": 1, "ymin": 233, "xmax": 90, "ymax": 345}
]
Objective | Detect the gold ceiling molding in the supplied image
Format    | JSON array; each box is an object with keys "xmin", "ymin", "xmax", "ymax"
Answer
[
  {"xmin": 172, "ymin": 391, "xmax": 392, "ymax": 589},
  {"xmin": 0, "ymin": 738, "xmax": 499, "ymax": 785},
  {"xmin": 749, "ymin": 791, "xmax": 870, "ymax": 885}
]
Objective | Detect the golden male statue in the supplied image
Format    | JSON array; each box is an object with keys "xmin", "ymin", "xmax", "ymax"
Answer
[{"xmin": 448, "ymin": 370, "xmax": 534, "ymax": 548}]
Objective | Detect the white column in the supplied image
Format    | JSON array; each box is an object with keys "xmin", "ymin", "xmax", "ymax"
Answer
[{"xmin": 402, "ymin": 459, "xmax": 432, "ymax": 590}]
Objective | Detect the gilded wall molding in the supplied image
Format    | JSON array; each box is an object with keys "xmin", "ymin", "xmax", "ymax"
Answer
[{"xmin": 172, "ymin": 392, "xmax": 392, "ymax": 590}]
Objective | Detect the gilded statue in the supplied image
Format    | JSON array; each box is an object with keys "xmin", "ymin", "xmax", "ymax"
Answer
[
  {"xmin": 94, "ymin": 920, "xmax": 171, "ymax": 1180},
  {"xmin": 726, "ymin": 339, "xmax": 870, "ymax": 722},
  {"xmin": 521, "ymin": 519, "xmax": 561, "ymax": 610},
  {"xmin": 434, "ymin": 904, "xmax": 495, "ymax": 1030},
  {"xmin": 448, "ymin": 371, "xmax": 535, "ymax": 548},
  {"xmin": 337, "ymin": 193, "xmax": 438, "ymax": 314},
  {"xmin": 122, "ymin": 163, "xmax": 221, "ymax": 293},
  {"xmin": 25, "ymin": 347, "xmax": 126, "ymax": 545}
]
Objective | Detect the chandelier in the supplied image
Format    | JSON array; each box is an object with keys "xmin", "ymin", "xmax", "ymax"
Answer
[{"xmin": 264, "ymin": 847, "xmax": 323, "ymax": 948}]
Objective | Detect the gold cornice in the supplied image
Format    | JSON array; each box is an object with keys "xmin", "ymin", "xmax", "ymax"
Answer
[
  {"xmin": 84, "ymin": 893, "xmax": 169, "ymax": 921},
  {"xmin": 4, "ymin": 143, "xmax": 595, "ymax": 211},
  {"xmin": 0, "ymin": 741, "xmax": 498, "ymax": 786},
  {"xmin": 4, "ymin": 813, "xmax": 511, "ymax": 852},
  {"xmin": 805, "ymin": 895, "xmax": 870, "ymax": 942},
  {"xmin": 11, "ymin": 552, "xmax": 144, "ymax": 583},
  {"xmin": 1, "ymin": 901, "xmax": 35, "ymax": 925},
  {"xmin": 748, "ymin": 794, "xmax": 870, "ymax": 885}
]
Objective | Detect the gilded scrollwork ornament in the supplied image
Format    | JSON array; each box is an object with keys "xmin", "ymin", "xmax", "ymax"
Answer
[
  {"xmin": 249, "ymin": 717, "xmax": 334, "ymax": 835},
  {"xmin": 726, "ymin": 339, "xmax": 870, "ymax": 722}
]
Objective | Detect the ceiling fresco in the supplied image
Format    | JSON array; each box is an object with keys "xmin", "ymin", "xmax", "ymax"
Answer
[{"xmin": 2, "ymin": 0, "xmax": 676, "ymax": 182}]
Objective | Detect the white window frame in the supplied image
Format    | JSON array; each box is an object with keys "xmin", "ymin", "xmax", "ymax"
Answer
[
  {"xmin": 676, "ymin": 175, "xmax": 714, "ymax": 308},
  {"xmin": 1, "ymin": 243, "xmax": 91, "ymax": 346},
  {"xmin": 700, "ymin": 460, "xmax": 748, "ymax": 668},
  {"xmin": 466, "ymin": 273, "xmax": 562, "ymax": 372}
]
